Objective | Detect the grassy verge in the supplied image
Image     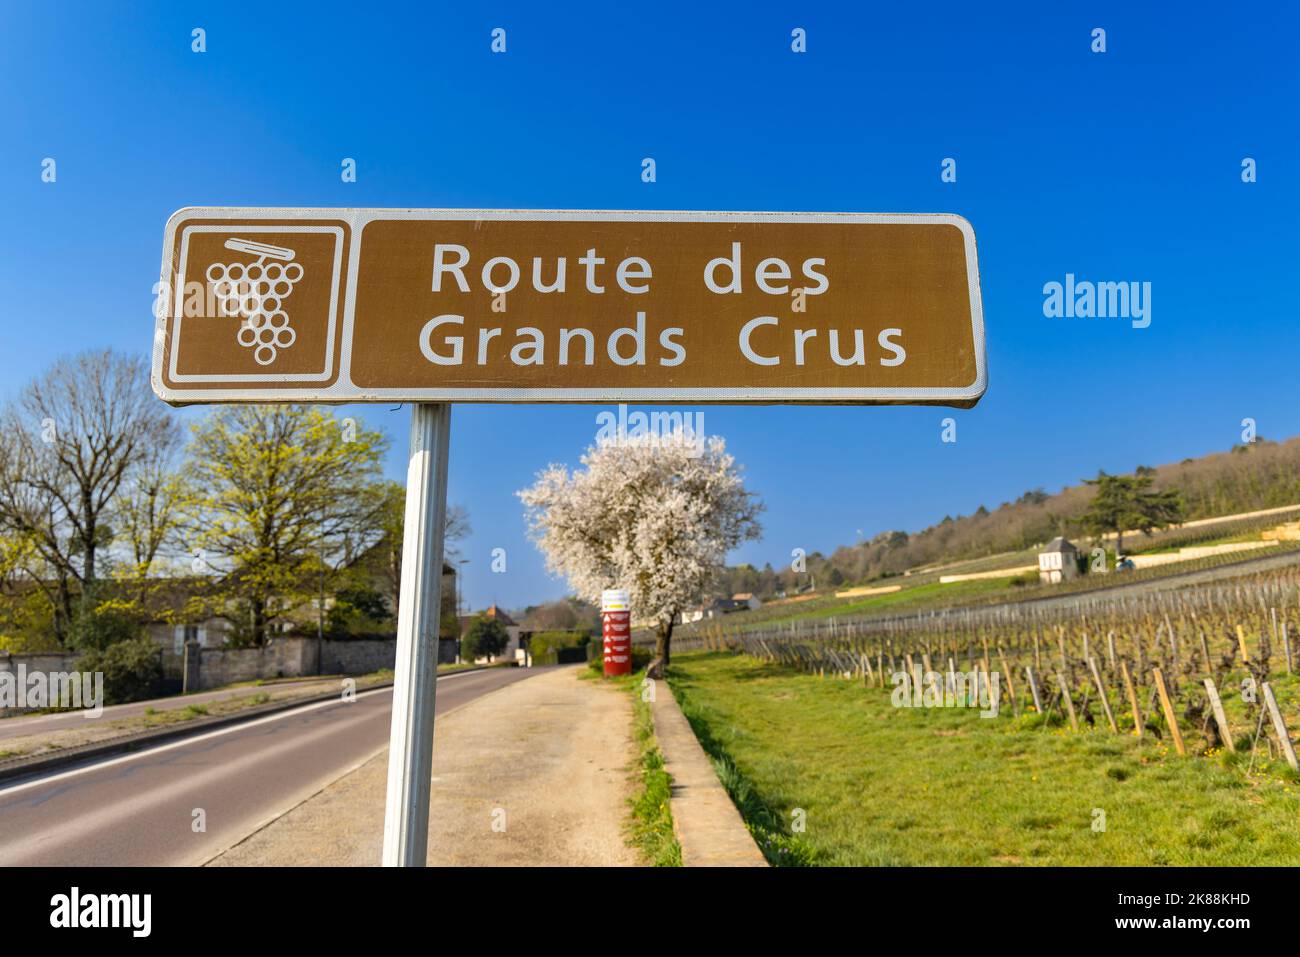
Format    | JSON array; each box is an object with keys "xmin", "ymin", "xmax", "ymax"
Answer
[
  {"xmin": 667, "ymin": 651, "xmax": 1300, "ymax": 866},
  {"xmin": 589, "ymin": 668, "xmax": 681, "ymax": 866},
  {"xmin": 628, "ymin": 685, "xmax": 682, "ymax": 866}
]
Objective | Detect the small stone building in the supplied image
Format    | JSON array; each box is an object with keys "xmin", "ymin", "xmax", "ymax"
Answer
[
  {"xmin": 1037, "ymin": 537, "xmax": 1079, "ymax": 584},
  {"xmin": 459, "ymin": 604, "xmax": 525, "ymax": 663}
]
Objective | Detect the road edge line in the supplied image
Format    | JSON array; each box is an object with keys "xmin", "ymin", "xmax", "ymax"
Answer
[{"xmin": 0, "ymin": 666, "xmax": 502, "ymax": 787}]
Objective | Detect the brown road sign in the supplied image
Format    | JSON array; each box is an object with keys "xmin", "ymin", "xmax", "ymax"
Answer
[{"xmin": 152, "ymin": 209, "xmax": 985, "ymax": 405}]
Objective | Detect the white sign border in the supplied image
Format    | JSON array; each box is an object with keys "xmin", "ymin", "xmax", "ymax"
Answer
[
  {"xmin": 153, "ymin": 208, "xmax": 987, "ymax": 406},
  {"xmin": 167, "ymin": 224, "xmax": 344, "ymax": 383}
]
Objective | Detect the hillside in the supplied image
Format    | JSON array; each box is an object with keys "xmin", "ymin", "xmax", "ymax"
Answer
[{"xmin": 723, "ymin": 436, "xmax": 1300, "ymax": 598}]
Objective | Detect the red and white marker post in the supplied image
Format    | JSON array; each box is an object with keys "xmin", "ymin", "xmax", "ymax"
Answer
[{"xmin": 601, "ymin": 589, "xmax": 632, "ymax": 676}]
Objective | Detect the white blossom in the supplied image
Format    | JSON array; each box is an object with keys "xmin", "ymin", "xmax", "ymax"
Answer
[{"xmin": 518, "ymin": 430, "xmax": 762, "ymax": 659}]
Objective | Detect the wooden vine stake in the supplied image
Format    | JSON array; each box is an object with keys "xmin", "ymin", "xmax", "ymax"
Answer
[
  {"xmin": 1055, "ymin": 672, "xmax": 1079, "ymax": 731},
  {"xmin": 1202, "ymin": 677, "xmax": 1235, "ymax": 753},
  {"xmin": 1152, "ymin": 667, "xmax": 1186, "ymax": 756},
  {"xmin": 1088, "ymin": 656, "xmax": 1119, "ymax": 733},
  {"xmin": 1261, "ymin": 681, "xmax": 1299, "ymax": 771},
  {"xmin": 1024, "ymin": 665, "xmax": 1044, "ymax": 713},
  {"xmin": 1120, "ymin": 660, "xmax": 1143, "ymax": 740},
  {"xmin": 998, "ymin": 649, "xmax": 1020, "ymax": 715},
  {"xmin": 1236, "ymin": 625, "xmax": 1251, "ymax": 665}
]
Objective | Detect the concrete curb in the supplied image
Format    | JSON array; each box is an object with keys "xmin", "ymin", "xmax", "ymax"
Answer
[{"xmin": 650, "ymin": 676, "xmax": 767, "ymax": 867}]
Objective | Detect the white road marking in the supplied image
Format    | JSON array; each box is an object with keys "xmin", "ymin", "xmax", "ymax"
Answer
[{"xmin": 0, "ymin": 670, "xmax": 491, "ymax": 798}]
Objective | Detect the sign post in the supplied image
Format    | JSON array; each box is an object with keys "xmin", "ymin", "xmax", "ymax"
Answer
[
  {"xmin": 152, "ymin": 206, "xmax": 986, "ymax": 867},
  {"xmin": 381, "ymin": 402, "xmax": 451, "ymax": 866}
]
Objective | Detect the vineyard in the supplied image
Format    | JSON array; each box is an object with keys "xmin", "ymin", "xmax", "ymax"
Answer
[
  {"xmin": 677, "ymin": 541, "xmax": 1300, "ymax": 636},
  {"xmin": 684, "ymin": 565, "xmax": 1300, "ymax": 774}
]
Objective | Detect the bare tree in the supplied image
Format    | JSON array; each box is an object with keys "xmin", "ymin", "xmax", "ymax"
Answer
[
  {"xmin": 372, "ymin": 480, "xmax": 470, "ymax": 618},
  {"xmin": 117, "ymin": 443, "xmax": 186, "ymax": 603},
  {"xmin": 0, "ymin": 350, "xmax": 179, "ymax": 643}
]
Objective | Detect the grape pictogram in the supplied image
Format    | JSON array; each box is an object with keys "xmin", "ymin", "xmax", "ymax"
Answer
[{"xmin": 205, "ymin": 239, "xmax": 304, "ymax": 366}]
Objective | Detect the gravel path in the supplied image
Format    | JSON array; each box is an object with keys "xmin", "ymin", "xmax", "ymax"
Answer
[{"xmin": 208, "ymin": 666, "xmax": 639, "ymax": 866}]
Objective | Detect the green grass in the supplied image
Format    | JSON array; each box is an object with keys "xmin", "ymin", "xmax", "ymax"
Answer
[
  {"xmin": 625, "ymin": 681, "xmax": 682, "ymax": 867},
  {"xmin": 666, "ymin": 651, "xmax": 1300, "ymax": 866}
]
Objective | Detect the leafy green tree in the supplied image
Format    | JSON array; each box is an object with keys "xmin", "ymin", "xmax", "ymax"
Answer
[
  {"xmin": 462, "ymin": 614, "xmax": 509, "ymax": 662},
  {"xmin": 183, "ymin": 406, "xmax": 388, "ymax": 645},
  {"xmin": 1081, "ymin": 470, "xmax": 1184, "ymax": 555}
]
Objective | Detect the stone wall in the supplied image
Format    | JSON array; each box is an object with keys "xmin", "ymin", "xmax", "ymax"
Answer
[
  {"xmin": 4, "ymin": 638, "xmax": 405, "ymax": 699},
  {"xmin": 0, "ymin": 651, "xmax": 86, "ymax": 716},
  {"xmin": 320, "ymin": 639, "xmax": 396, "ymax": 675},
  {"xmin": 190, "ymin": 638, "xmax": 318, "ymax": 690},
  {"xmin": 190, "ymin": 637, "xmax": 401, "ymax": 690}
]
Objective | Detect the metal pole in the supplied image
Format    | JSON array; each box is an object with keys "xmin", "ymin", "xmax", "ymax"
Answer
[{"xmin": 382, "ymin": 403, "xmax": 451, "ymax": 866}]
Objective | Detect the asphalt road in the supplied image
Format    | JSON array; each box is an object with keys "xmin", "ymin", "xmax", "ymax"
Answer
[{"xmin": 0, "ymin": 666, "xmax": 545, "ymax": 866}]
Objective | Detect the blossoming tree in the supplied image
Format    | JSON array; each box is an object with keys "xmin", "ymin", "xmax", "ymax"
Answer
[{"xmin": 518, "ymin": 432, "xmax": 762, "ymax": 669}]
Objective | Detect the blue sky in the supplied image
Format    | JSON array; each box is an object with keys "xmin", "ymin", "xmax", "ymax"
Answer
[{"xmin": 2, "ymin": 2, "xmax": 1296, "ymax": 611}]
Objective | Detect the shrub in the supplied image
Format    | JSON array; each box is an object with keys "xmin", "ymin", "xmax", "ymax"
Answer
[
  {"xmin": 326, "ymin": 584, "xmax": 391, "ymax": 636},
  {"xmin": 69, "ymin": 599, "xmax": 145, "ymax": 652},
  {"xmin": 78, "ymin": 638, "xmax": 163, "ymax": 704},
  {"xmin": 528, "ymin": 630, "xmax": 590, "ymax": 663}
]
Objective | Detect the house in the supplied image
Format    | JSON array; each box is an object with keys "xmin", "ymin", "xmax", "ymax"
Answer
[
  {"xmin": 677, "ymin": 595, "xmax": 755, "ymax": 624},
  {"xmin": 1037, "ymin": 537, "xmax": 1079, "ymax": 584},
  {"xmin": 139, "ymin": 578, "xmax": 237, "ymax": 654},
  {"xmin": 459, "ymin": 604, "xmax": 526, "ymax": 663},
  {"xmin": 147, "ymin": 616, "xmax": 233, "ymax": 655}
]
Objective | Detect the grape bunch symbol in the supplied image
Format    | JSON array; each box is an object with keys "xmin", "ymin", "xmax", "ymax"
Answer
[{"xmin": 206, "ymin": 239, "xmax": 305, "ymax": 366}]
